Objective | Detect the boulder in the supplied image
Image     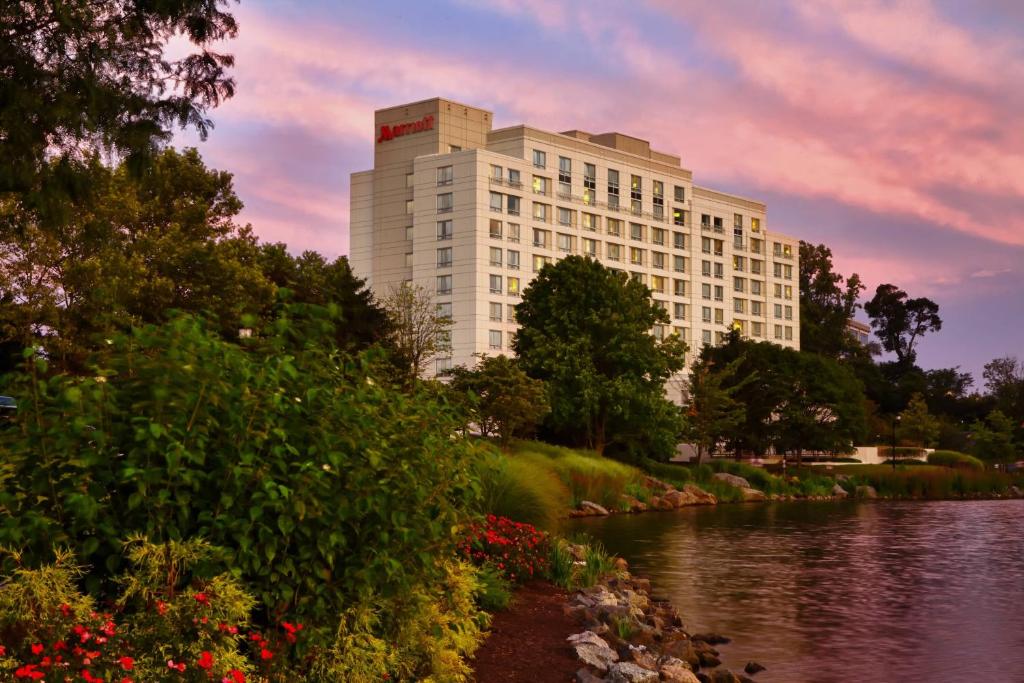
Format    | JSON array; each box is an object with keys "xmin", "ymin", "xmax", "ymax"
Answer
[
  {"xmin": 661, "ymin": 662, "xmax": 700, "ymax": 683},
  {"xmin": 652, "ymin": 495, "xmax": 677, "ymax": 511},
  {"xmin": 1009, "ymin": 485, "xmax": 1023, "ymax": 498},
  {"xmin": 627, "ymin": 646, "xmax": 658, "ymax": 671},
  {"xmin": 706, "ymin": 671, "xmax": 741, "ymax": 683},
  {"xmin": 855, "ymin": 485, "xmax": 878, "ymax": 500},
  {"xmin": 576, "ymin": 669, "xmax": 607, "ymax": 683},
  {"xmin": 739, "ymin": 487, "xmax": 766, "ymax": 502},
  {"xmin": 620, "ymin": 494, "xmax": 648, "ymax": 513},
  {"xmin": 692, "ymin": 633, "xmax": 731, "ymax": 645},
  {"xmin": 662, "ymin": 638, "xmax": 701, "ymax": 669},
  {"xmin": 613, "ymin": 557, "xmax": 630, "ymax": 572},
  {"xmin": 662, "ymin": 489, "xmax": 689, "ymax": 507},
  {"xmin": 606, "ymin": 662, "xmax": 660, "ymax": 683},
  {"xmin": 697, "ymin": 651, "xmax": 722, "ymax": 668},
  {"xmin": 744, "ymin": 661, "xmax": 766, "ymax": 675},
  {"xmin": 682, "ymin": 483, "xmax": 718, "ymax": 505},
  {"xmin": 580, "ymin": 500, "xmax": 611, "ymax": 516},
  {"xmin": 831, "ymin": 484, "xmax": 848, "ymax": 499},
  {"xmin": 713, "ymin": 472, "xmax": 751, "ymax": 489},
  {"xmin": 644, "ymin": 475, "xmax": 674, "ymax": 492},
  {"xmin": 568, "ymin": 631, "xmax": 619, "ymax": 672}
]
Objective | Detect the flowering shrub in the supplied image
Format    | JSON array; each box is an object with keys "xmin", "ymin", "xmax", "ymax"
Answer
[{"xmin": 458, "ymin": 515, "xmax": 550, "ymax": 583}]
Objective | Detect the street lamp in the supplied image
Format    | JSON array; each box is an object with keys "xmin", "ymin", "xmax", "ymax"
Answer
[{"xmin": 891, "ymin": 414, "xmax": 901, "ymax": 472}]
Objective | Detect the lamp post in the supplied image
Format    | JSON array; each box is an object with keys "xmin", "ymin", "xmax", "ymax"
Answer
[{"xmin": 891, "ymin": 414, "xmax": 901, "ymax": 472}]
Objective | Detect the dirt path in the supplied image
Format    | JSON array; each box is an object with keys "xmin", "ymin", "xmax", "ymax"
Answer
[{"xmin": 471, "ymin": 582, "xmax": 582, "ymax": 683}]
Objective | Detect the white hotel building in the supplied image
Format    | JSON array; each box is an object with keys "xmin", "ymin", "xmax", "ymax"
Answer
[{"xmin": 350, "ymin": 98, "xmax": 800, "ymax": 377}]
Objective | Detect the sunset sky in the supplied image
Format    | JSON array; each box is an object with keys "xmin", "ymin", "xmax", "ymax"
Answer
[{"xmin": 177, "ymin": 0, "xmax": 1024, "ymax": 384}]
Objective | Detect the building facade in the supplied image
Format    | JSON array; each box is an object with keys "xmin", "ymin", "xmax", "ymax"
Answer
[{"xmin": 350, "ymin": 98, "xmax": 800, "ymax": 378}]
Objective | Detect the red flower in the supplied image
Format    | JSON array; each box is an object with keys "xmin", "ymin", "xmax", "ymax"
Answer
[
  {"xmin": 167, "ymin": 659, "xmax": 186, "ymax": 672},
  {"xmin": 223, "ymin": 670, "xmax": 245, "ymax": 683},
  {"xmin": 82, "ymin": 670, "xmax": 104, "ymax": 683},
  {"xmin": 14, "ymin": 664, "xmax": 44, "ymax": 680},
  {"xmin": 260, "ymin": 648, "xmax": 273, "ymax": 661},
  {"xmin": 60, "ymin": 603, "xmax": 72, "ymax": 617},
  {"xmin": 30, "ymin": 643, "xmax": 44, "ymax": 655},
  {"xmin": 197, "ymin": 651, "xmax": 214, "ymax": 670},
  {"xmin": 118, "ymin": 656, "xmax": 134, "ymax": 671},
  {"xmin": 194, "ymin": 592, "xmax": 210, "ymax": 606},
  {"xmin": 155, "ymin": 600, "xmax": 168, "ymax": 615}
]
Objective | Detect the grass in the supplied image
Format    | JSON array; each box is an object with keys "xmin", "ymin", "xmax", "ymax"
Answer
[
  {"xmin": 472, "ymin": 449, "xmax": 569, "ymax": 530},
  {"xmin": 509, "ymin": 440, "xmax": 644, "ymax": 511},
  {"xmin": 795, "ymin": 463, "xmax": 1023, "ymax": 499},
  {"xmin": 928, "ymin": 450, "xmax": 985, "ymax": 470}
]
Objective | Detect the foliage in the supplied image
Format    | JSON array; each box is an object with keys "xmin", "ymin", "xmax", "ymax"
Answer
[
  {"xmin": 830, "ymin": 464, "xmax": 1018, "ymax": 499},
  {"xmin": 864, "ymin": 284, "xmax": 942, "ymax": 366},
  {"xmin": 382, "ymin": 282, "xmax": 453, "ymax": 382},
  {"xmin": 970, "ymin": 410, "xmax": 1019, "ymax": 462},
  {"xmin": 513, "ymin": 256, "xmax": 686, "ymax": 457},
  {"xmin": 927, "ymin": 450, "xmax": 984, "ymax": 470},
  {"xmin": 448, "ymin": 355, "xmax": 549, "ymax": 447},
  {"xmin": 798, "ymin": 241, "xmax": 866, "ymax": 358},
  {"xmin": 473, "ymin": 564, "xmax": 513, "ymax": 612},
  {"xmin": 512, "ymin": 441, "xmax": 645, "ymax": 510},
  {"xmin": 547, "ymin": 537, "xmax": 616, "ymax": 590},
  {"xmin": 471, "ymin": 450, "xmax": 568, "ymax": 531},
  {"xmin": 0, "ymin": 308, "xmax": 482, "ymax": 632},
  {"xmin": 458, "ymin": 515, "xmax": 550, "ymax": 584},
  {"xmin": 898, "ymin": 393, "xmax": 941, "ymax": 447},
  {"xmin": 983, "ymin": 356, "xmax": 1024, "ymax": 429},
  {"xmin": 640, "ymin": 459, "xmax": 692, "ymax": 488},
  {"xmin": 682, "ymin": 356, "xmax": 747, "ymax": 464}
]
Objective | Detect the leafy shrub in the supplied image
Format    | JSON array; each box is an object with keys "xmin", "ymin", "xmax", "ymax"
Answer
[
  {"xmin": 928, "ymin": 450, "xmax": 984, "ymax": 470},
  {"xmin": 458, "ymin": 515, "xmax": 550, "ymax": 584},
  {"xmin": 473, "ymin": 450, "xmax": 569, "ymax": 530},
  {"xmin": 512, "ymin": 441, "xmax": 644, "ymax": 509},
  {"xmin": 547, "ymin": 542, "xmax": 575, "ymax": 590},
  {"xmin": 473, "ymin": 564, "xmax": 513, "ymax": 612}
]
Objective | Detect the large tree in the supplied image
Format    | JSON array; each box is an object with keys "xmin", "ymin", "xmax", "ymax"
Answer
[
  {"xmin": 513, "ymin": 256, "xmax": 687, "ymax": 457},
  {"xmin": 898, "ymin": 393, "xmax": 940, "ymax": 448},
  {"xmin": 864, "ymin": 284, "xmax": 942, "ymax": 366},
  {"xmin": 799, "ymin": 241, "xmax": 865, "ymax": 358},
  {"xmin": 682, "ymin": 356, "xmax": 747, "ymax": 464},
  {"xmin": 982, "ymin": 356, "xmax": 1024, "ymax": 425},
  {"xmin": 382, "ymin": 282, "xmax": 452, "ymax": 383},
  {"xmin": 447, "ymin": 355, "xmax": 549, "ymax": 448}
]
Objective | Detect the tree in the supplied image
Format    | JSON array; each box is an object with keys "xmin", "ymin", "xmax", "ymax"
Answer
[
  {"xmin": 1, "ymin": 0, "xmax": 237, "ymax": 211},
  {"xmin": 864, "ymin": 284, "xmax": 942, "ymax": 366},
  {"xmin": 798, "ymin": 241, "xmax": 865, "ymax": 358},
  {"xmin": 447, "ymin": 355, "xmax": 549, "ymax": 447},
  {"xmin": 982, "ymin": 356, "xmax": 1024, "ymax": 425},
  {"xmin": 971, "ymin": 410, "xmax": 1018, "ymax": 462},
  {"xmin": 513, "ymin": 256, "xmax": 687, "ymax": 457},
  {"xmin": 898, "ymin": 393, "xmax": 940, "ymax": 447},
  {"xmin": 682, "ymin": 357, "xmax": 746, "ymax": 464},
  {"xmin": 382, "ymin": 282, "xmax": 452, "ymax": 382}
]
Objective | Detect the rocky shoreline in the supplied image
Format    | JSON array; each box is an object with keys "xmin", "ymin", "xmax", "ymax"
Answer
[{"xmin": 564, "ymin": 556, "xmax": 761, "ymax": 683}]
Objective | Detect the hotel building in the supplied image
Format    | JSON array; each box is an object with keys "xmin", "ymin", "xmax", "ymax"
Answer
[{"xmin": 350, "ymin": 98, "xmax": 800, "ymax": 377}]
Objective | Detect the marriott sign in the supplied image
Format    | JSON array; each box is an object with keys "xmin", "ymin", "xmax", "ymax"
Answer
[{"xmin": 376, "ymin": 115, "xmax": 435, "ymax": 143}]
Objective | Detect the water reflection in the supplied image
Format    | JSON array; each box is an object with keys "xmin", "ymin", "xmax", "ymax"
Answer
[{"xmin": 569, "ymin": 501, "xmax": 1024, "ymax": 682}]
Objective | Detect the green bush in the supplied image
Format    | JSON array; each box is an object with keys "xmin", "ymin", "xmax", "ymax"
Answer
[
  {"xmin": 928, "ymin": 450, "xmax": 985, "ymax": 470},
  {"xmin": 511, "ymin": 441, "xmax": 644, "ymax": 510},
  {"xmin": 878, "ymin": 446, "xmax": 927, "ymax": 458},
  {"xmin": 640, "ymin": 459, "xmax": 692, "ymax": 487},
  {"xmin": 473, "ymin": 450, "xmax": 568, "ymax": 530},
  {"xmin": 473, "ymin": 564, "xmax": 512, "ymax": 612}
]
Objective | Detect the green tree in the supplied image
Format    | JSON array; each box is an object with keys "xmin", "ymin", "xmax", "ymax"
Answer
[
  {"xmin": 382, "ymin": 282, "xmax": 452, "ymax": 383},
  {"xmin": 971, "ymin": 410, "xmax": 1018, "ymax": 462},
  {"xmin": 513, "ymin": 256, "xmax": 687, "ymax": 457},
  {"xmin": 898, "ymin": 393, "xmax": 940, "ymax": 447},
  {"xmin": 682, "ymin": 357, "xmax": 746, "ymax": 464},
  {"xmin": 447, "ymin": 355, "xmax": 549, "ymax": 447},
  {"xmin": 982, "ymin": 356, "xmax": 1024, "ymax": 426},
  {"xmin": 864, "ymin": 284, "xmax": 942, "ymax": 366},
  {"xmin": 798, "ymin": 241, "xmax": 865, "ymax": 358}
]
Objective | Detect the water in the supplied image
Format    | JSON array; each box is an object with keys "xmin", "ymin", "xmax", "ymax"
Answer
[{"xmin": 569, "ymin": 500, "xmax": 1024, "ymax": 682}]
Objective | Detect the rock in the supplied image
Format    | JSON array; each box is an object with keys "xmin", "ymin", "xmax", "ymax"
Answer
[
  {"xmin": 620, "ymin": 494, "xmax": 648, "ymax": 512},
  {"xmin": 697, "ymin": 651, "xmax": 721, "ymax": 668},
  {"xmin": 662, "ymin": 489, "xmax": 688, "ymax": 507},
  {"xmin": 706, "ymin": 671, "xmax": 741, "ymax": 683},
  {"xmin": 831, "ymin": 484, "xmax": 848, "ymax": 499},
  {"xmin": 652, "ymin": 495, "xmax": 677, "ymax": 511},
  {"xmin": 1010, "ymin": 485, "xmax": 1023, "ymax": 498},
  {"xmin": 692, "ymin": 633, "xmax": 731, "ymax": 645},
  {"xmin": 568, "ymin": 631, "xmax": 619, "ymax": 672},
  {"xmin": 628, "ymin": 646, "xmax": 658, "ymax": 671},
  {"xmin": 682, "ymin": 483, "xmax": 718, "ymax": 505},
  {"xmin": 662, "ymin": 666, "xmax": 700, "ymax": 683},
  {"xmin": 606, "ymin": 662, "xmax": 660, "ymax": 683},
  {"xmin": 662, "ymin": 639, "xmax": 701, "ymax": 669},
  {"xmin": 836, "ymin": 474, "xmax": 850, "ymax": 482},
  {"xmin": 613, "ymin": 557, "xmax": 629, "ymax": 572},
  {"xmin": 576, "ymin": 668, "xmax": 607, "ymax": 683},
  {"xmin": 744, "ymin": 661, "xmax": 766, "ymax": 675},
  {"xmin": 713, "ymin": 472, "xmax": 751, "ymax": 488},
  {"xmin": 739, "ymin": 487, "xmax": 766, "ymax": 502},
  {"xmin": 855, "ymin": 485, "xmax": 878, "ymax": 499},
  {"xmin": 580, "ymin": 500, "xmax": 611, "ymax": 516},
  {"xmin": 644, "ymin": 475, "xmax": 674, "ymax": 492},
  {"xmin": 632, "ymin": 577, "xmax": 651, "ymax": 593}
]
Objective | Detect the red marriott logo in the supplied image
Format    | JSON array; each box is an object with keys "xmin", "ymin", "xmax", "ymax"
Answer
[{"xmin": 377, "ymin": 115, "xmax": 435, "ymax": 143}]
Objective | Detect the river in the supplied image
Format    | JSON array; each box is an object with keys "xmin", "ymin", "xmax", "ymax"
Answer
[{"xmin": 569, "ymin": 500, "xmax": 1024, "ymax": 682}]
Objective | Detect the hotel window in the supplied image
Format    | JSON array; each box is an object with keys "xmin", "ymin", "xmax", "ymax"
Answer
[
  {"xmin": 774, "ymin": 283, "xmax": 783, "ymax": 298},
  {"xmin": 557, "ymin": 233, "xmax": 574, "ymax": 252},
  {"xmin": 734, "ymin": 256, "xmax": 746, "ymax": 272},
  {"xmin": 490, "ymin": 302, "xmax": 503, "ymax": 322},
  {"xmin": 713, "ymin": 216, "xmax": 723, "ymax": 232},
  {"xmin": 674, "ymin": 279, "xmax": 686, "ymax": 296},
  {"xmin": 436, "ymin": 247, "xmax": 453, "ymax": 268},
  {"xmin": 785, "ymin": 326, "xmax": 793, "ymax": 341},
  {"xmin": 752, "ymin": 321, "xmax": 763, "ymax": 337},
  {"xmin": 734, "ymin": 276, "xmax": 746, "ymax": 293},
  {"xmin": 651, "ymin": 227, "xmax": 666, "ymax": 245},
  {"xmin": 674, "ymin": 185, "xmax": 685, "ymax": 202},
  {"xmin": 507, "ymin": 223, "xmax": 521, "ymax": 242},
  {"xmin": 785, "ymin": 305, "xmax": 793, "ymax": 320},
  {"xmin": 784, "ymin": 264, "xmax": 793, "ymax": 280},
  {"xmin": 774, "ymin": 263, "xmax": 783, "ymax": 278},
  {"xmin": 702, "ymin": 283, "xmax": 712, "ymax": 300},
  {"xmin": 582, "ymin": 212, "xmax": 599, "ymax": 231},
  {"xmin": 702, "ymin": 237, "xmax": 712, "ymax": 254},
  {"xmin": 532, "ymin": 149, "xmax": 546, "ymax": 168},
  {"xmin": 490, "ymin": 219, "xmax": 503, "ymax": 239},
  {"xmin": 533, "ymin": 175, "xmax": 548, "ymax": 195},
  {"xmin": 733, "ymin": 227, "xmax": 744, "ymax": 250},
  {"xmin": 607, "ymin": 243, "xmax": 622, "ymax": 261},
  {"xmin": 630, "ymin": 271, "xmax": 645, "ymax": 285},
  {"xmin": 533, "ymin": 228, "xmax": 550, "ymax": 248},
  {"xmin": 437, "ymin": 166, "xmax": 453, "ymax": 185},
  {"xmin": 714, "ymin": 262, "xmax": 724, "ymax": 279},
  {"xmin": 405, "ymin": 252, "xmax": 413, "ymax": 267},
  {"xmin": 630, "ymin": 247, "xmax": 644, "ymax": 265},
  {"xmin": 653, "ymin": 324, "xmax": 665, "ymax": 341},
  {"xmin": 406, "ymin": 172, "xmax": 414, "ymax": 188},
  {"xmin": 489, "ymin": 274, "xmax": 503, "ymax": 294},
  {"xmin": 490, "ymin": 192, "xmax": 503, "ymax": 212},
  {"xmin": 774, "ymin": 303, "xmax": 783, "ymax": 318},
  {"xmin": 785, "ymin": 285, "xmax": 793, "ymax": 299},
  {"xmin": 783, "ymin": 244, "xmax": 792, "ymax": 258},
  {"xmin": 436, "ymin": 193, "xmax": 452, "ymax": 213},
  {"xmin": 557, "ymin": 207, "xmax": 575, "ymax": 226},
  {"xmin": 701, "ymin": 260, "xmax": 711, "ymax": 276},
  {"xmin": 558, "ymin": 156, "xmax": 571, "ymax": 194},
  {"xmin": 507, "ymin": 276, "xmax": 520, "ymax": 296},
  {"xmin": 651, "ymin": 275, "xmax": 666, "ymax": 294},
  {"xmin": 506, "ymin": 195, "xmax": 521, "ymax": 216},
  {"xmin": 490, "ymin": 164, "xmax": 503, "ymax": 180},
  {"xmin": 733, "ymin": 213, "xmax": 743, "ymax": 230},
  {"xmin": 607, "ymin": 169, "xmax": 620, "ymax": 208},
  {"xmin": 507, "ymin": 250, "xmax": 520, "ymax": 269},
  {"xmin": 607, "ymin": 218, "xmax": 622, "ymax": 236},
  {"xmin": 436, "ymin": 357, "xmax": 452, "ymax": 373},
  {"xmin": 673, "ymin": 207, "xmax": 685, "ymax": 226},
  {"xmin": 584, "ymin": 163, "xmax": 596, "ymax": 189},
  {"xmin": 751, "ymin": 280, "xmax": 763, "ymax": 296},
  {"xmin": 675, "ymin": 326, "xmax": 688, "ymax": 341},
  {"xmin": 437, "ymin": 220, "xmax": 453, "ymax": 240},
  {"xmin": 437, "ymin": 301, "xmax": 453, "ymax": 319},
  {"xmin": 437, "ymin": 275, "xmax": 452, "ymax": 295},
  {"xmin": 714, "ymin": 285, "xmax": 724, "ymax": 301},
  {"xmin": 701, "ymin": 213, "xmax": 711, "ymax": 230},
  {"xmin": 751, "ymin": 259, "xmax": 763, "ymax": 275},
  {"xmin": 582, "ymin": 238, "xmax": 598, "ymax": 257},
  {"xmin": 702, "ymin": 329, "xmax": 712, "ymax": 345},
  {"xmin": 715, "ymin": 308, "xmax": 724, "ymax": 324},
  {"xmin": 652, "ymin": 180, "xmax": 664, "ymax": 219},
  {"xmin": 652, "ymin": 251, "xmax": 666, "ymax": 269},
  {"xmin": 406, "ymin": 199, "xmax": 414, "ymax": 214},
  {"xmin": 405, "ymin": 225, "xmax": 413, "ymax": 241},
  {"xmin": 751, "ymin": 301, "xmax": 762, "ymax": 316},
  {"xmin": 532, "ymin": 254, "xmax": 551, "ymax": 272},
  {"xmin": 533, "ymin": 202, "xmax": 549, "ymax": 222},
  {"xmin": 489, "ymin": 330, "xmax": 502, "ymax": 349},
  {"xmin": 751, "ymin": 217, "xmax": 761, "ymax": 232},
  {"xmin": 702, "ymin": 306, "xmax": 712, "ymax": 323},
  {"xmin": 507, "ymin": 304, "xmax": 517, "ymax": 322},
  {"xmin": 750, "ymin": 238, "xmax": 763, "ymax": 254},
  {"xmin": 774, "ymin": 325, "xmax": 783, "ymax": 340},
  {"xmin": 489, "ymin": 247, "xmax": 503, "ymax": 267},
  {"xmin": 508, "ymin": 168, "xmax": 521, "ymax": 186},
  {"xmin": 673, "ymin": 232, "xmax": 686, "ymax": 250},
  {"xmin": 713, "ymin": 239, "xmax": 724, "ymax": 256},
  {"xmin": 773, "ymin": 242, "xmax": 783, "ymax": 257},
  {"xmin": 674, "ymin": 303, "xmax": 687, "ymax": 320},
  {"xmin": 630, "ymin": 174, "xmax": 642, "ymax": 201},
  {"xmin": 734, "ymin": 298, "xmax": 746, "ymax": 314},
  {"xmin": 630, "ymin": 223, "xmax": 644, "ymax": 241}
]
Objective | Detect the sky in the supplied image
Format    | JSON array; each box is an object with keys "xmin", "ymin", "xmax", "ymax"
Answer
[{"xmin": 176, "ymin": 0, "xmax": 1024, "ymax": 385}]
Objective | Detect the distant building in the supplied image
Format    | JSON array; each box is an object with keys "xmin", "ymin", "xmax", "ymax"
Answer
[
  {"xmin": 350, "ymin": 97, "xmax": 801, "ymax": 377},
  {"xmin": 847, "ymin": 318, "xmax": 871, "ymax": 345}
]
